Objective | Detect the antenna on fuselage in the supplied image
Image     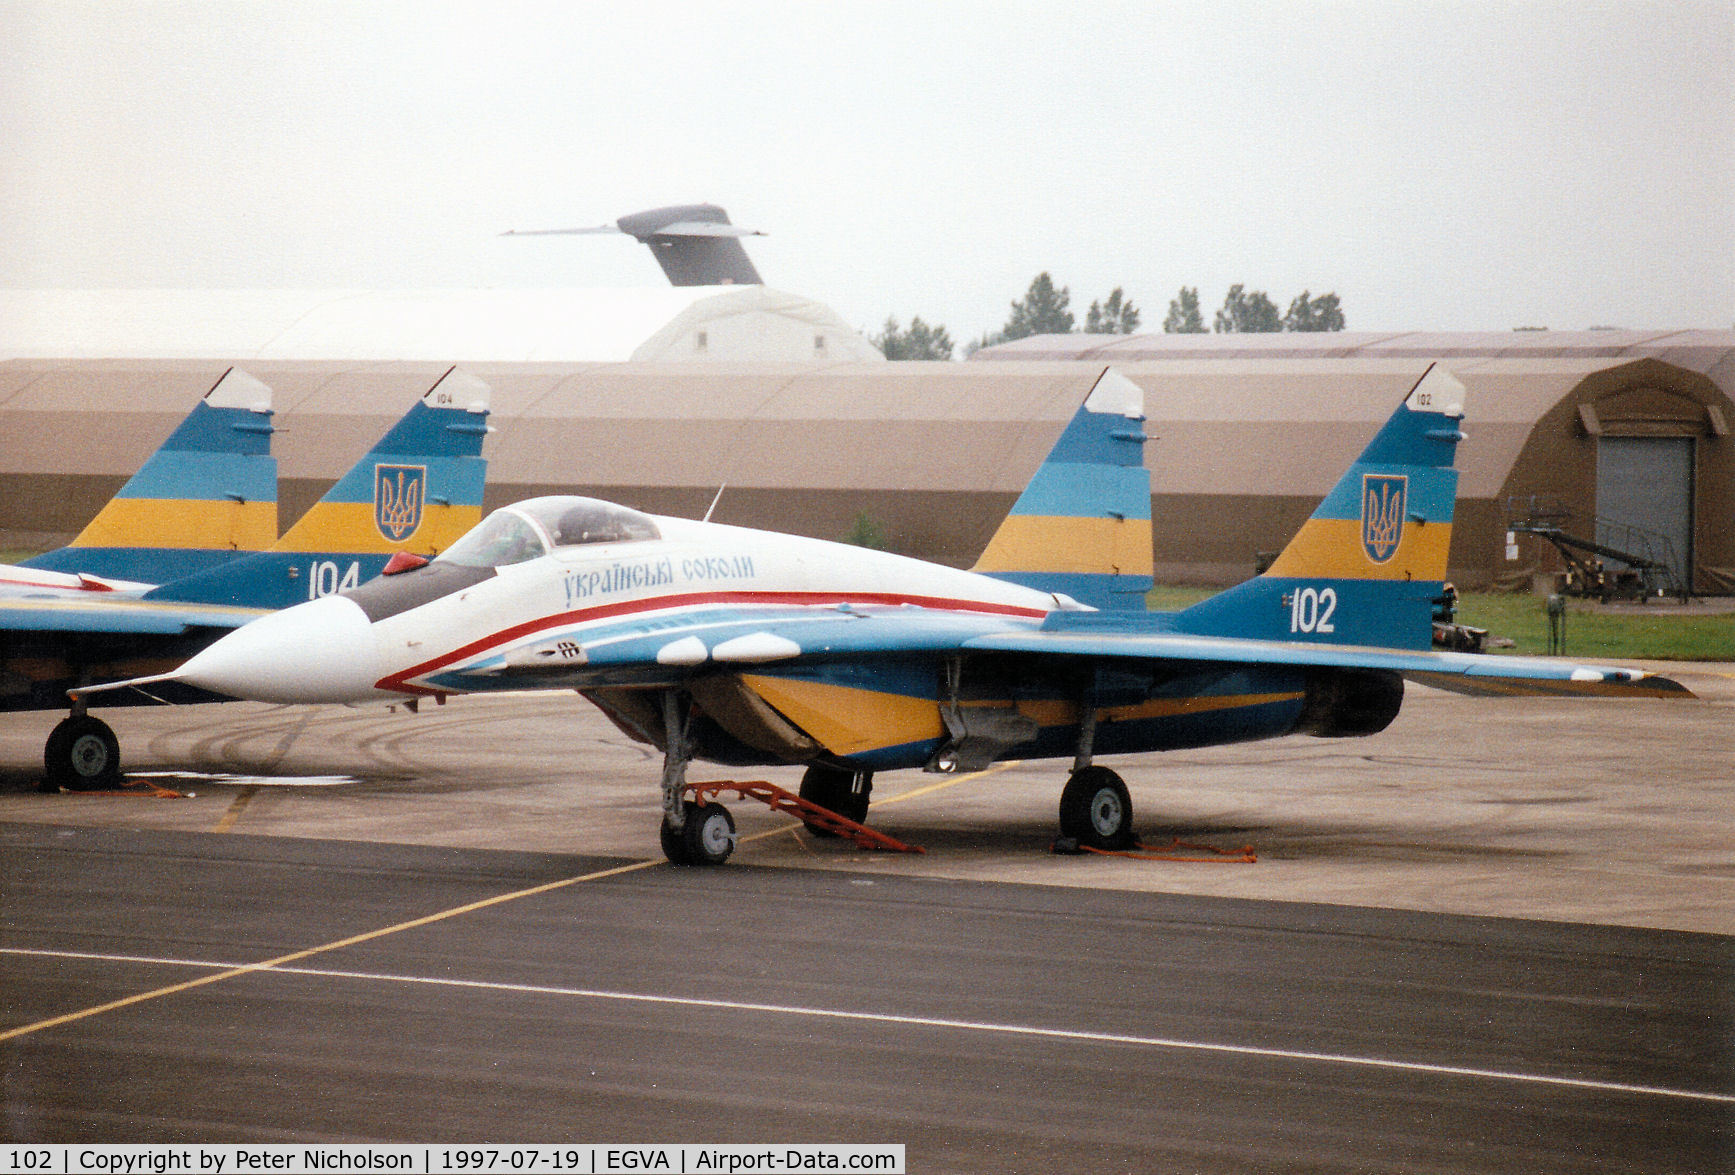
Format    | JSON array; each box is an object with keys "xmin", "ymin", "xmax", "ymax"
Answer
[{"xmin": 702, "ymin": 484, "xmax": 727, "ymax": 524}]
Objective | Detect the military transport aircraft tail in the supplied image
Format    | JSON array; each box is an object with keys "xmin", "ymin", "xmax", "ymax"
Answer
[
  {"xmin": 1173, "ymin": 365, "xmax": 1466, "ymax": 650},
  {"xmin": 19, "ymin": 367, "xmax": 278, "ymax": 585},
  {"xmin": 971, "ymin": 367, "xmax": 1155, "ymax": 611},
  {"xmin": 144, "ymin": 368, "xmax": 492, "ymax": 610}
]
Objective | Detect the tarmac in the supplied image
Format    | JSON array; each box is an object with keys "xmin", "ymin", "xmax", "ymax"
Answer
[{"xmin": 2, "ymin": 660, "xmax": 1730, "ymax": 935}]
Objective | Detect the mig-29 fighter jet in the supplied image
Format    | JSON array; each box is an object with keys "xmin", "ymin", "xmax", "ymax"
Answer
[{"xmin": 93, "ymin": 367, "xmax": 1691, "ymax": 863}]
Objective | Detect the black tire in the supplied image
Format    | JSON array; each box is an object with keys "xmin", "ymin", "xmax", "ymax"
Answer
[
  {"xmin": 681, "ymin": 800, "xmax": 736, "ymax": 866},
  {"xmin": 798, "ymin": 765, "xmax": 872, "ymax": 835},
  {"xmin": 44, "ymin": 715, "xmax": 121, "ymax": 792},
  {"xmin": 659, "ymin": 813, "xmax": 693, "ymax": 865},
  {"xmin": 1058, "ymin": 766, "xmax": 1134, "ymax": 850}
]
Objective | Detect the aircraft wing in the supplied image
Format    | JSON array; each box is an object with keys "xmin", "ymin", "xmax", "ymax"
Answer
[
  {"xmin": 428, "ymin": 605, "xmax": 1033, "ymax": 690},
  {"xmin": 960, "ymin": 628, "xmax": 1694, "ymax": 699},
  {"xmin": 413, "ymin": 599, "xmax": 1690, "ymax": 700},
  {"xmin": 0, "ymin": 594, "xmax": 266, "ymax": 637}
]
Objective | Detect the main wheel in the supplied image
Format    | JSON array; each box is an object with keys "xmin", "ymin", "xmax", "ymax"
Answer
[
  {"xmin": 44, "ymin": 715, "xmax": 121, "ymax": 792},
  {"xmin": 1058, "ymin": 766, "xmax": 1134, "ymax": 850},
  {"xmin": 680, "ymin": 800, "xmax": 736, "ymax": 866},
  {"xmin": 798, "ymin": 765, "xmax": 873, "ymax": 835}
]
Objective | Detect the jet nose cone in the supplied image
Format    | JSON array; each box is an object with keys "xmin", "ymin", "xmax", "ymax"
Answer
[{"xmin": 179, "ymin": 595, "xmax": 382, "ymax": 703}]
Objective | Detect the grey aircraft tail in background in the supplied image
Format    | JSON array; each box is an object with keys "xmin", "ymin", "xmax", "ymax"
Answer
[{"xmin": 502, "ymin": 203, "xmax": 765, "ymax": 286}]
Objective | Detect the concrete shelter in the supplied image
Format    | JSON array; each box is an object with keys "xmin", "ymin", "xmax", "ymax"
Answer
[{"xmin": 2, "ymin": 330, "xmax": 1730, "ymax": 593}]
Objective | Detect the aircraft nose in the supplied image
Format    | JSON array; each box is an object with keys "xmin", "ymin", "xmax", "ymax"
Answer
[{"xmin": 178, "ymin": 594, "xmax": 383, "ymax": 703}]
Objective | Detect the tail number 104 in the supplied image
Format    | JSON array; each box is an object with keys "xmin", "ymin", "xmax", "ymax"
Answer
[
  {"xmin": 308, "ymin": 560, "xmax": 361, "ymax": 599},
  {"xmin": 1289, "ymin": 586, "xmax": 1337, "ymax": 634}
]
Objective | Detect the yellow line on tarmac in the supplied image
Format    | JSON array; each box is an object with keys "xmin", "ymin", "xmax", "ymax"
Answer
[
  {"xmin": 0, "ymin": 857, "xmax": 663, "ymax": 1044},
  {"xmin": 8, "ymin": 766, "xmax": 1027, "ymax": 1041},
  {"xmin": 878, "ymin": 761, "xmax": 1019, "ymax": 806},
  {"xmin": 212, "ymin": 785, "xmax": 259, "ymax": 833}
]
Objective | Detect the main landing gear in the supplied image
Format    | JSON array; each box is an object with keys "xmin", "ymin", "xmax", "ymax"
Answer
[
  {"xmin": 1058, "ymin": 765, "xmax": 1135, "ymax": 850},
  {"xmin": 797, "ymin": 764, "xmax": 873, "ymax": 835},
  {"xmin": 1056, "ymin": 684, "xmax": 1136, "ymax": 850},
  {"xmin": 42, "ymin": 712, "xmax": 122, "ymax": 792}
]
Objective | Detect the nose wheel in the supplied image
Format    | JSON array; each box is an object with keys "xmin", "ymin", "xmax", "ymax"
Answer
[{"xmin": 660, "ymin": 800, "xmax": 736, "ymax": 866}]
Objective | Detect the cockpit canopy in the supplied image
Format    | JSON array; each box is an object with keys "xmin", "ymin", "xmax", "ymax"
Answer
[{"xmin": 436, "ymin": 496, "xmax": 661, "ymax": 569}]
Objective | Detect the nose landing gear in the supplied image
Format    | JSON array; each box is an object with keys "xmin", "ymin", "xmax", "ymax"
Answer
[{"xmin": 660, "ymin": 799, "xmax": 737, "ymax": 866}]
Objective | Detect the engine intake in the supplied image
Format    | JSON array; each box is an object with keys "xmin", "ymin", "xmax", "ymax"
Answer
[{"xmin": 1293, "ymin": 668, "xmax": 1404, "ymax": 738}]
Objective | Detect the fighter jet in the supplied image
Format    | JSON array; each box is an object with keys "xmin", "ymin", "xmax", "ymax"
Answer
[
  {"xmin": 95, "ymin": 367, "xmax": 1691, "ymax": 863},
  {"xmin": 4, "ymin": 370, "xmax": 491, "ymax": 789}
]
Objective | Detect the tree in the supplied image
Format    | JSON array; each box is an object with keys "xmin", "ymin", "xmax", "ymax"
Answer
[
  {"xmin": 1284, "ymin": 291, "xmax": 1345, "ymax": 332},
  {"xmin": 873, "ymin": 315, "xmax": 955, "ymax": 360},
  {"xmin": 998, "ymin": 271, "xmax": 1074, "ymax": 341},
  {"xmin": 1162, "ymin": 286, "xmax": 1206, "ymax": 333},
  {"xmin": 842, "ymin": 512, "xmax": 885, "ymax": 549},
  {"xmin": 1213, "ymin": 284, "xmax": 1283, "ymax": 333},
  {"xmin": 1084, "ymin": 287, "xmax": 1140, "ymax": 334}
]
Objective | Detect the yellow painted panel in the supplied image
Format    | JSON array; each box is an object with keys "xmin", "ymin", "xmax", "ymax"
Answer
[
  {"xmin": 73, "ymin": 499, "xmax": 278, "ymax": 552},
  {"xmin": 272, "ymin": 503, "xmax": 482, "ymax": 554},
  {"xmin": 1013, "ymin": 692, "xmax": 1304, "ymax": 726},
  {"xmin": 972, "ymin": 515, "xmax": 1154, "ymax": 576},
  {"xmin": 740, "ymin": 675, "xmax": 944, "ymax": 756},
  {"xmin": 1264, "ymin": 519, "xmax": 1452, "ymax": 581}
]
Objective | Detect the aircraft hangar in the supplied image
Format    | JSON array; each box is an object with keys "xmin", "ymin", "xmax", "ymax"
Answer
[{"xmin": 1, "ymin": 309, "xmax": 1730, "ymax": 594}]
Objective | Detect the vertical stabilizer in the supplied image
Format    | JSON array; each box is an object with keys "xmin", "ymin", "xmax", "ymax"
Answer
[
  {"xmin": 1175, "ymin": 365, "xmax": 1467, "ymax": 649},
  {"xmin": 503, "ymin": 203, "xmax": 765, "ymax": 286},
  {"xmin": 22, "ymin": 368, "xmax": 278, "ymax": 583},
  {"xmin": 147, "ymin": 369, "xmax": 491, "ymax": 609},
  {"xmin": 971, "ymin": 367, "xmax": 1154, "ymax": 610}
]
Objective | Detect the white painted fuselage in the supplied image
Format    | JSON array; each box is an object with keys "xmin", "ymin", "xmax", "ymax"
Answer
[{"xmin": 173, "ymin": 513, "xmax": 1066, "ymax": 706}]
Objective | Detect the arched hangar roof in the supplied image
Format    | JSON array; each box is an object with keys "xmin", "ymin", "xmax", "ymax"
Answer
[{"xmin": 0, "ymin": 286, "xmax": 883, "ymax": 364}]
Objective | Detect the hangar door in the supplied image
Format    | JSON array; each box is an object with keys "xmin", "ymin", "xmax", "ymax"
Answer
[{"xmin": 1596, "ymin": 437, "xmax": 1694, "ymax": 587}]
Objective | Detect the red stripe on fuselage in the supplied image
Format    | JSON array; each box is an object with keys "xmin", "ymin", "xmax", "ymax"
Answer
[{"xmin": 374, "ymin": 589, "xmax": 1050, "ymax": 696}]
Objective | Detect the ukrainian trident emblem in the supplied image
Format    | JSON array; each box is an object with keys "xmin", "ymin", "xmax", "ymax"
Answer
[
  {"xmin": 1361, "ymin": 474, "xmax": 1407, "ymax": 564},
  {"xmin": 374, "ymin": 464, "xmax": 426, "ymax": 542}
]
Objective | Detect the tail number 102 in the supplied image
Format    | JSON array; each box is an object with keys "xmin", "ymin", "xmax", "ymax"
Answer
[
  {"xmin": 307, "ymin": 560, "xmax": 361, "ymax": 599},
  {"xmin": 1289, "ymin": 586, "xmax": 1337, "ymax": 634}
]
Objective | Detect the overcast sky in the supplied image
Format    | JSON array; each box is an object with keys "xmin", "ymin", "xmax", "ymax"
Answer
[{"xmin": 3, "ymin": 1, "xmax": 1731, "ymax": 342}]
